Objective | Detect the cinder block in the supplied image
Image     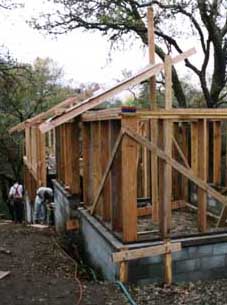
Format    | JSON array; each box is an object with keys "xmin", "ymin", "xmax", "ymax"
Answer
[
  {"xmin": 174, "ymin": 258, "xmax": 200, "ymax": 273},
  {"xmin": 172, "ymin": 249, "xmax": 188, "ymax": 261},
  {"xmin": 200, "ymin": 255, "xmax": 225, "ymax": 270},
  {"xmin": 213, "ymin": 243, "xmax": 227, "ymax": 255},
  {"xmin": 197, "ymin": 244, "xmax": 213, "ymax": 257},
  {"xmin": 128, "ymin": 262, "xmax": 163, "ymax": 280},
  {"xmin": 187, "ymin": 246, "xmax": 198, "ymax": 258},
  {"xmin": 137, "ymin": 255, "xmax": 163, "ymax": 265}
]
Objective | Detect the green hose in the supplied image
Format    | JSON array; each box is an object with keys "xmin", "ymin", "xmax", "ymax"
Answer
[{"xmin": 115, "ymin": 281, "xmax": 138, "ymax": 305}]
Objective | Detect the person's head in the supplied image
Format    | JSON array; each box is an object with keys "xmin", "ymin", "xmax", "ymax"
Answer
[{"xmin": 44, "ymin": 191, "xmax": 53, "ymax": 203}]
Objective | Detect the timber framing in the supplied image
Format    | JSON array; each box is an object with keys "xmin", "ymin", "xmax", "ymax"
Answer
[{"xmin": 10, "ymin": 7, "xmax": 227, "ymax": 285}]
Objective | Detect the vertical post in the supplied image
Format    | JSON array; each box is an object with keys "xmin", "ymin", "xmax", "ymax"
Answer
[
  {"xmin": 213, "ymin": 121, "xmax": 221, "ymax": 185},
  {"xmin": 88, "ymin": 123, "xmax": 94, "ymax": 206},
  {"xmin": 55, "ymin": 126, "xmax": 61, "ymax": 182},
  {"xmin": 161, "ymin": 55, "xmax": 173, "ymax": 285},
  {"xmin": 101, "ymin": 121, "xmax": 112, "ymax": 222},
  {"xmin": 119, "ymin": 261, "xmax": 128, "ymax": 283},
  {"xmin": 36, "ymin": 126, "xmax": 46, "ymax": 187},
  {"xmin": 92, "ymin": 122, "xmax": 102, "ymax": 217},
  {"xmin": 110, "ymin": 120, "xmax": 122, "ymax": 232},
  {"xmin": 60, "ymin": 124, "xmax": 66, "ymax": 184},
  {"xmin": 64, "ymin": 120, "xmax": 80, "ymax": 194},
  {"xmin": 121, "ymin": 114, "xmax": 138, "ymax": 242},
  {"xmin": 198, "ymin": 119, "xmax": 208, "ymax": 232},
  {"xmin": 191, "ymin": 121, "xmax": 199, "ymax": 175},
  {"xmin": 172, "ymin": 123, "xmax": 180, "ymax": 200},
  {"xmin": 181, "ymin": 124, "xmax": 189, "ymax": 201},
  {"xmin": 147, "ymin": 7, "xmax": 159, "ymax": 224},
  {"xmin": 82, "ymin": 122, "xmax": 90, "ymax": 207}
]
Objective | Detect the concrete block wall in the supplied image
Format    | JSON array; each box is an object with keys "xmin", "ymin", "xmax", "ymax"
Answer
[
  {"xmin": 190, "ymin": 182, "xmax": 222, "ymax": 215},
  {"xmin": 53, "ymin": 179, "xmax": 80, "ymax": 232},
  {"xmin": 128, "ymin": 242, "xmax": 227, "ymax": 284},
  {"xmin": 79, "ymin": 211, "xmax": 119, "ymax": 281}
]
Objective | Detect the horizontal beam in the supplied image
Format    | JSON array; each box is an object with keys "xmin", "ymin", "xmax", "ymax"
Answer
[
  {"xmin": 112, "ymin": 242, "xmax": 181, "ymax": 262},
  {"xmin": 82, "ymin": 108, "xmax": 121, "ymax": 122},
  {"xmin": 39, "ymin": 48, "xmax": 196, "ymax": 133},
  {"xmin": 139, "ymin": 109, "xmax": 227, "ymax": 120},
  {"xmin": 83, "ymin": 109, "xmax": 227, "ymax": 123}
]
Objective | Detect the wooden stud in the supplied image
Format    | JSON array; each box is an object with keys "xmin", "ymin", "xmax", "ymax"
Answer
[
  {"xmin": 110, "ymin": 120, "xmax": 122, "ymax": 232},
  {"xmin": 55, "ymin": 126, "xmax": 61, "ymax": 182},
  {"xmin": 92, "ymin": 122, "xmax": 102, "ymax": 217},
  {"xmin": 100, "ymin": 121, "xmax": 112, "ymax": 222},
  {"xmin": 191, "ymin": 122, "xmax": 199, "ymax": 175},
  {"xmin": 197, "ymin": 119, "xmax": 208, "ymax": 232},
  {"xmin": 88, "ymin": 123, "xmax": 94, "ymax": 205},
  {"xmin": 64, "ymin": 120, "xmax": 80, "ymax": 194},
  {"xmin": 90, "ymin": 130, "xmax": 123, "ymax": 215},
  {"xmin": 119, "ymin": 261, "xmax": 128, "ymax": 283},
  {"xmin": 164, "ymin": 243, "xmax": 172, "ymax": 285},
  {"xmin": 181, "ymin": 124, "xmax": 189, "ymax": 202},
  {"xmin": 213, "ymin": 121, "xmax": 221, "ymax": 185},
  {"xmin": 82, "ymin": 123, "xmax": 90, "ymax": 206},
  {"xmin": 121, "ymin": 115, "xmax": 138, "ymax": 242},
  {"xmin": 147, "ymin": 7, "xmax": 159, "ymax": 224},
  {"xmin": 160, "ymin": 55, "xmax": 173, "ymax": 239}
]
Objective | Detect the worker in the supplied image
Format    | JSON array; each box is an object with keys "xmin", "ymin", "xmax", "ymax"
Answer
[
  {"xmin": 33, "ymin": 186, "xmax": 53, "ymax": 224},
  {"xmin": 8, "ymin": 181, "xmax": 24, "ymax": 223}
]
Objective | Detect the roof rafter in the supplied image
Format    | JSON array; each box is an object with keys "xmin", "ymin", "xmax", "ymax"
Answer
[{"xmin": 39, "ymin": 48, "xmax": 196, "ymax": 133}]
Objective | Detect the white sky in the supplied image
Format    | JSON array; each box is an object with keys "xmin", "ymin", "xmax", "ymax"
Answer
[
  {"xmin": 0, "ymin": 1, "xmax": 148, "ymax": 86},
  {"xmin": 0, "ymin": 0, "xmax": 203, "ymax": 90}
]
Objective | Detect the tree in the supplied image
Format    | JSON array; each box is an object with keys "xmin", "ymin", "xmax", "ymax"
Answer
[
  {"xmin": 33, "ymin": 0, "xmax": 227, "ymax": 108},
  {"xmin": 0, "ymin": 56, "xmax": 76, "ymax": 201}
]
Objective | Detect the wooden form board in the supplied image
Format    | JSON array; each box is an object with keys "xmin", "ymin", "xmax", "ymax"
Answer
[
  {"xmin": 112, "ymin": 242, "xmax": 181, "ymax": 262},
  {"xmin": 39, "ymin": 48, "xmax": 196, "ymax": 133}
]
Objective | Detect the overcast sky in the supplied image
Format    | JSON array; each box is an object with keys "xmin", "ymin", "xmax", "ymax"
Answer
[
  {"xmin": 0, "ymin": 0, "xmax": 202, "ymax": 90},
  {"xmin": 0, "ymin": 0, "xmax": 150, "ymax": 87}
]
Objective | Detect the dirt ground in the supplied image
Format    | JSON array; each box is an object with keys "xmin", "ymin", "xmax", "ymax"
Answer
[
  {"xmin": 2, "ymin": 220, "xmax": 227, "ymax": 305},
  {"xmin": 0, "ymin": 221, "xmax": 127, "ymax": 305}
]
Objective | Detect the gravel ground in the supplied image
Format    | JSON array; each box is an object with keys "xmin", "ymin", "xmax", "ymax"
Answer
[
  {"xmin": 129, "ymin": 280, "xmax": 227, "ymax": 305},
  {"xmin": 138, "ymin": 208, "xmax": 217, "ymax": 238}
]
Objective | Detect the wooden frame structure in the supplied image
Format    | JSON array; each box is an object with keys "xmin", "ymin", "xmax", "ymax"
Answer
[{"xmin": 10, "ymin": 8, "xmax": 227, "ymax": 284}]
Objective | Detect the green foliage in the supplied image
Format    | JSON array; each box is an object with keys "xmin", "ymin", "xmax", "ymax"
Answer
[{"xmin": 0, "ymin": 52, "xmax": 76, "ymax": 193}]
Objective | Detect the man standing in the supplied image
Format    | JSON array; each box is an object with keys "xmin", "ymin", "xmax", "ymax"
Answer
[
  {"xmin": 33, "ymin": 187, "xmax": 53, "ymax": 224},
  {"xmin": 8, "ymin": 181, "xmax": 24, "ymax": 223}
]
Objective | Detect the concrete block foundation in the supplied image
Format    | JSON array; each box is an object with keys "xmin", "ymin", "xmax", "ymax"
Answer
[{"xmin": 78, "ymin": 209, "xmax": 227, "ymax": 284}]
